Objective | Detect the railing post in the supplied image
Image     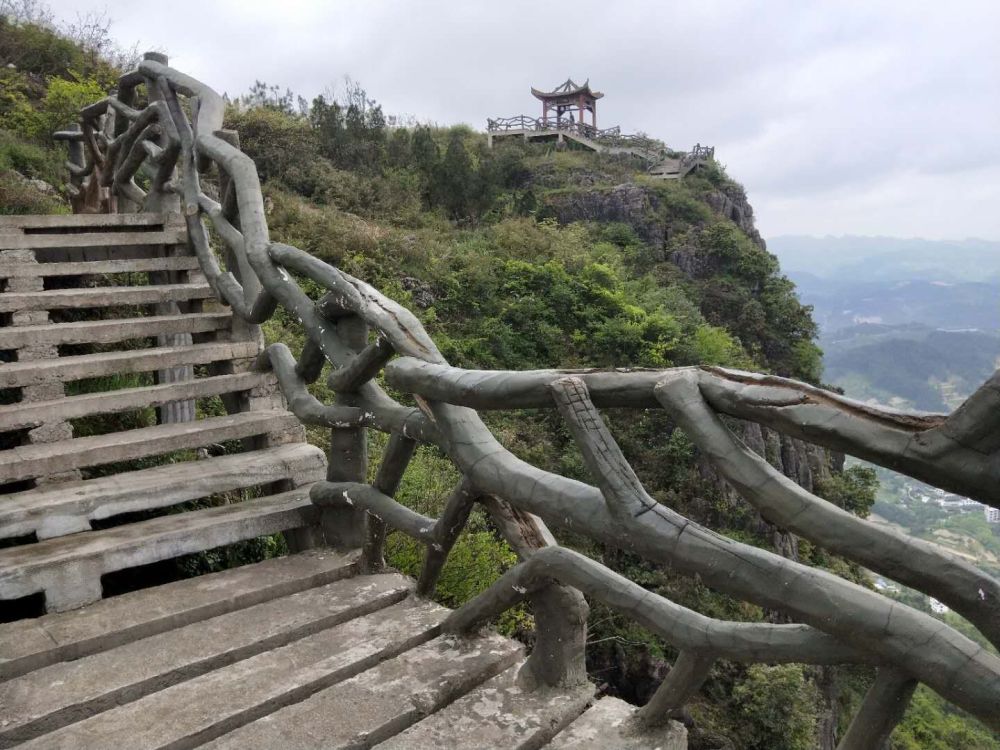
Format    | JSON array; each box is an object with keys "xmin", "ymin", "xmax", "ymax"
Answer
[
  {"xmin": 483, "ymin": 497, "xmax": 589, "ymax": 689},
  {"xmin": 362, "ymin": 431, "xmax": 416, "ymax": 572},
  {"xmin": 637, "ymin": 650, "xmax": 715, "ymax": 726},
  {"xmin": 836, "ymin": 668, "xmax": 916, "ymax": 750},
  {"xmin": 321, "ymin": 315, "xmax": 369, "ymax": 550}
]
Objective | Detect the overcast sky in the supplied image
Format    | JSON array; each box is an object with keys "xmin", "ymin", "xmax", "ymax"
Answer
[{"xmin": 48, "ymin": 0, "xmax": 1000, "ymax": 241}]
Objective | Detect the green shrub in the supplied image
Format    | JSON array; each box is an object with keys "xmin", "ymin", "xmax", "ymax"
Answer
[
  {"xmin": 0, "ymin": 72, "xmax": 104, "ymax": 140},
  {"xmin": 732, "ymin": 664, "xmax": 821, "ymax": 750},
  {"xmin": 0, "ymin": 169, "xmax": 63, "ymax": 213}
]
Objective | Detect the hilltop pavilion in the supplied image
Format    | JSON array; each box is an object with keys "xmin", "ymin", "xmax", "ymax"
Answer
[{"xmin": 532, "ymin": 78, "xmax": 604, "ymax": 129}]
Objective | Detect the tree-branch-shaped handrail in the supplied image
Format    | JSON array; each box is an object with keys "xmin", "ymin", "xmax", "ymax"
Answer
[{"xmin": 62, "ymin": 53, "xmax": 1000, "ymax": 742}]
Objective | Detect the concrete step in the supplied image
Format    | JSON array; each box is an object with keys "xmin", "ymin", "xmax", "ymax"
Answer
[
  {"xmin": 0, "ymin": 372, "xmax": 268, "ymax": 433},
  {"xmin": 546, "ymin": 696, "xmax": 688, "ymax": 749},
  {"xmin": 0, "ymin": 283, "xmax": 214, "ymax": 312},
  {"xmin": 0, "ymin": 548, "xmax": 358, "ymax": 679},
  {"xmin": 0, "ymin": 227, "xmax": 186, "ymax": 251},
  {"xmin": 0, "ymin": 255, "xmax": 200, "ymax": 278},
  {"xmin": 378, "ymin": 664, "xmax": 594, "ymax": 749},
  {"xmin": 0, "ymin": 442, "xmax": 325, "ymax": 540},
  {"xmin": 0, "ymin": 311, "xmax": 232, "ymax": 350},
  {"xmin": 203, "ymin": 632, "xmax": 523, "ymax": 750},
  {"xmin": 0, "ymin": 408, "xmax": 300, "ymax": 484},
  {"xmin": 0, "ymin": 341, "xmax": 260, "ymax": 389},
  {"xmin": 16, "ymin": 598, "xmax": 454, "ymax": 750},
  {"xmin": 0, "ymin": 213, "xmax": 171, "ymax": 230},
  {"xmin": 0, "ymin": 572, "xmax": 414, "ymax": 746},
  {"xmin": 0, "ymin": 485, "xmax": 317, "ymax": 611}
]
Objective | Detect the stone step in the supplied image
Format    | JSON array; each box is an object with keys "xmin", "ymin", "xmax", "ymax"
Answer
[
  {"xmin": 0, "ymin": 228, "xmax": 186, "ymax": 251},
  {"xmin": 546, "ymin": 696, "xmax": 688, "ymax": 749},
  {"xmin": 0, "ymin": 572, "xmax": 414, "ymax": 746},
  {"xmin": 0, "ymin": 255, "xmax": 200, "ymax": 278},
  {"xmin": 0, "ymin": 409, "xmax": 300, "ymax": 484},
  {"xmin": 378, "ymin": 664, "xmax": 594, "ymax": 749},
  {"xmin": 0, "ymin": 548, "xmax": 358, "ymax": 680},
  {"xmin": 0, "ymin": 341, "xmax": 260, "ymax": 389},
  {"xmin": 0, "ymin": 283, "xmax": 214, "ymax": 312},
  {"xmin": 0, "ymin": 311, "xmax": 232, "ymax": 350},
  {"xmin": 0, "ymin": 485, "xmax": 317, "ymax": 611},
  {"xmin": 0, "ymin": 372, "xmax": 268, "ymax": 433},
  {"xmin": 202, "ymin": 632, "xmax": 523, "ymax": 750},
  {"xmin": 16, "ymin": 598, "xmax": 455, "ymax": 750},
  {"xmin": 0, "ymin": 213, "xmax": 170, "ymax": 230},
  {"xmin": 0, "ymin": 442, "xmax": 325, "ymax": 540}
]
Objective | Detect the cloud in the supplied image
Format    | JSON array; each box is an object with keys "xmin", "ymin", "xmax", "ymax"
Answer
[{"xmin": 46, "ymin": 0, "xmax": 1000, "ymax": 240}]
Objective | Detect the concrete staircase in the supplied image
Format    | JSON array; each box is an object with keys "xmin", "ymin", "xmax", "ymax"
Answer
[
  {"xmin": 0, "ymin": 212, "xmax": 321, "ymax": 613},
  {"xmin": 0, "ymin": 212, "xmax": 685, "ymax": 748}
]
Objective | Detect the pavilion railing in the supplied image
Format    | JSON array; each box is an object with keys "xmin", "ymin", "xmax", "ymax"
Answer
[
  {"xmin": 486, "ymin": 115, "xmax": 713, "ymax": 167},
  {"xmin": 59, "ymin": 53, "xmax": 1000, "ymax": 746}
]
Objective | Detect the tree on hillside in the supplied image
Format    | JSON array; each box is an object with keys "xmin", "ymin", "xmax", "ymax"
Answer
[
  {"xmin": 434, "ymin": 130, "xmax": 477, "ymax": 221},
  {"xmin": 310, "ymin": 79, "xmax": 386, "ymax": 174}
]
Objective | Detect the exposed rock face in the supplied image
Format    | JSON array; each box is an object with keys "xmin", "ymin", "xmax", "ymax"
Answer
[
  {"xmin": 667, "ymin": 240, "xmax": 713, "ymax": 278},
  {"xmin": 400, "ymin": 276, "xmax": 436, "ymax": 308},
  {"xmin": 542, "ymin": 179, "xmax": 766, "ymax": 277},
  {"xmin": 10, "ymin": 171, "xmax": 57, "ymax": 196},
  {"xmin": 712, "ymin": 420, "xmax": 837, "ymax": 547},
  {"xmin": 702, "ymin": 182, "xmax": 765, "ymax": 250},
  {"xmin": 543, "ymin": 183, "xmax": 665, "ymax": 250}
]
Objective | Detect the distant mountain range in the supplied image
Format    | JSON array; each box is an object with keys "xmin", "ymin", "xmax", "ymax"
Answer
[
  {"xmin": 768, "ymin": 235, "xmax": 1000, "ymax": 284},
  {"xmin": 767, "ymin": 236, "xmax": 1000, "ymax": 411},
  {"xmin": 789, "ymin": 275, "xmax": 1000, "ymax": 331},
  {"xmin": 820, "ymin": 323, "xmax": 1000, "ymax": 411}
]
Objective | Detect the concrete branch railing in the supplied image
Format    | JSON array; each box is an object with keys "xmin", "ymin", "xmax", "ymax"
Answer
[{"xmin": 61, "ymin": 53, "xmax": 1000, "ymax": 744}]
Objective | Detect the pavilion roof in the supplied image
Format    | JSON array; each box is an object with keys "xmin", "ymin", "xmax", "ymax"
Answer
[{"xmin": 531, "ymin": 78, "xmax": 604, "ymax": 101}]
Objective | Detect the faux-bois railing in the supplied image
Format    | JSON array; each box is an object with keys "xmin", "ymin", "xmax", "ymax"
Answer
[{"xmin": 57, "ymin": 52, "xmax": 1000, "ymax": 747}]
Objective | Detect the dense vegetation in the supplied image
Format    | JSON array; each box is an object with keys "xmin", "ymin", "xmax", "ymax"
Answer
[{"xmin": 2, "ymin": 7, "xmax": 998, "ymax": 747}]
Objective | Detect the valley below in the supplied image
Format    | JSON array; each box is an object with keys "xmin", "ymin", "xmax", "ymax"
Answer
[{"xmin": 772, "ymin": 235, "xmax": 1000, "ymax": 596}]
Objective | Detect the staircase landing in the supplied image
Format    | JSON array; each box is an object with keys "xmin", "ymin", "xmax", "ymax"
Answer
[{"xmin": 0, "ymin": 549, "xmax": 684, "ymax": 749}]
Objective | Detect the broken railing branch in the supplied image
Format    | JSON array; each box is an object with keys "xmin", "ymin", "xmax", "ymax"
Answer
[
  {"xmin": 294, "ymin": 339, "xmax": 327, "ymax": 384},
  {"xmin": 697, "ymin": 367, "xmax": 1000, "ymax": 508},
  {"xmin": 654, "ymin": 369, "xmax": 1000, "ymax": 649}
]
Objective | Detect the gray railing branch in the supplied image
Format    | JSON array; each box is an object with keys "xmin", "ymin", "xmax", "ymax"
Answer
[
  {"xmin": 836, "ymin": 668, "xmax": 917, "ymax": 750},
  {"xmin": 363, "ymin": 432, "xmax": 418, "ymax": 572},
  {"xmin": 637, "ymin": 649, "xmax": 716, "ymax": 727},
  {"xmin": 444, "ymin": 546, "xmax": 876, "ymax": 665}
]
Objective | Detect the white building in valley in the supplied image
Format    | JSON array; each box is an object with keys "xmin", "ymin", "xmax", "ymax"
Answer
[{"xmin": 930, "ymin": 598, "xmax": 950, "ymax": 615}]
